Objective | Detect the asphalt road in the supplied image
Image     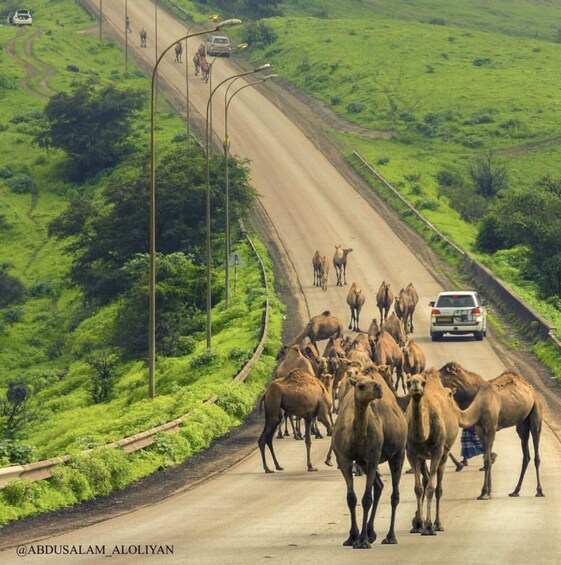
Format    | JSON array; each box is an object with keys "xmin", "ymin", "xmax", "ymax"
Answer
[{"xmin": 1, "ymin": 2, "xmax": 560, "ymax": 564}]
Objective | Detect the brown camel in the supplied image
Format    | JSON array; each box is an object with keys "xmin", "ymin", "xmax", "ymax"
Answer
[
  {"xmin": 346, "ymin": 282, "xmax": 366, "ymax": 331},
  {"xmin": 330, "ymin": 371, "xmax": 407, "ymax": 548},
  {"xmin": 376, "ymin": 281, "xmax": 394, "ymax": 323},
  {"xmin": 312, "ymin": 250, "xmax": 322, "ymax": 287},
  {"xmin": 285, "ymin": 311, "xmax": 344, "ymax": 348},
  {"xmin": 406, "ymin": 371, "xmax": 460, "ymax": 535},
  {"xmin": 402, "ymin": 339, "xmax": 426, "ymax": 377},
  {"xmin": 381, "ymin": 312, "xmax": 407, "ymax": 347},
  {"xmin": 438, "ymin": 361, "xmax": 544, "ymax": 500},
  {"xmin": 258, "ymin": 369, "xmax": 332, "ymax": 473},
  {"xmin": 374, "ymin": 330, "xmax": 404, "ymax": 392},
  {"xmin": 319, "ymin": 255, "xmax": 329, "ymax": 291},
  {"xmin": 394, "ymin": 284, "xmax": 418, "ymax": 333},
  {"xmin": 174, "ymin": 41, "xmax": 183, "ymax": 63},
  {"xmin": 368, "ymin": 318, "xmax": 381, "ymax": 342},
  {"xmin": 333, "ymin": 245, "xmax": 353, "ymax": 286}
]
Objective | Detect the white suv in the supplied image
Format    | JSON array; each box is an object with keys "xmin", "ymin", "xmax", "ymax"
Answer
[
  {"xmin": 206, "ymin": 35, "xmax": 231, "ymax": 56},
  {"xmin": 10, "ymin": 9, "xmax": 33, "ymax": 26},
  {"xmin": 429, "ymin": 291, "xmax": 487, "ymax": 341}
]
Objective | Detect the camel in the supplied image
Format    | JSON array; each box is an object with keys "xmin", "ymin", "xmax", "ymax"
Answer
[
  {"xmin": 395, "ymin": 284, "xmax": 418, "ymax": 333},
  {"xmin": 376, "ymin": 281, "xmax": 394, "ymax": 323},
  {"xmin": 193, "ymin": 51, "xmax": 201, "ymax": 75},
  {"xmin": 258, "ymin": 369, "xmax": 332, "ymax": 473},
  {"xmin": 402, "ymin": 339, "xmax": 426, "ymax": 377},
  {"xmin": 319, "ymin": 255, "xmax": 329, "ymax": 291},
  {"xmin": 197, "ymin": 42, "xmax": 206, "ymax": 58},
  {"xmin": 368, "ymin": 318, "xmax": 381, "ymax": 342},
  {"xmin": 330, "ymin": 371, "xmax": 407, "ymax": 548},
  {"xmin": 346, "ymin": 282, "xmax": 366, "ymax": 331},
  {"xmin": 312, "ymin": 251, "xmax": 322, "ymax": 287},
  {"xmin": 139, "ymin": 28, "xmax": 147, "ymax": 48},
  {"xmin": 323, "ymin": 336, "xmax": 346, "ymax": 360},
  {"xmin": 381, "ymin": 312, "xmax": 406, "ymax": 347},
  {"xmin": 285, "ymin": 311, "xmax": 344, "ymax": 348},
  {"xmin": 333, "ymin": 245, "xmax": 353, "ymax": 286},
  {"xmin": 374, "ymin": 330, "xmax": 404, "ymax": 392},
  {"xmin": 200, "ymin": 56, "xmax": 210, "ymax": 82},
  {"xmin": 406, "ymin": 371, "xmax": 460, "ymax": 535},
  {"xmin": 438, "ymin": 361, "xmax": 544, "ymax": 500},
  {"xmin": 174, "ymin": 41, "xmax": 183, "ymax": 63}
]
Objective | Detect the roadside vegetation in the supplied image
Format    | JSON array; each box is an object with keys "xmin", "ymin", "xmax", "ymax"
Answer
[{"xmin": 0, "ymin": 0, "xmax": 282, "ymax": 523}]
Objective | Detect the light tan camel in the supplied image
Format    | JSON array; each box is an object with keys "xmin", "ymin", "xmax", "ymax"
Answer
[
  {"xmin": 346, "ymin": 282, "xmax": 366, "ymax": 331},
  {"xmin": 331, "ymin": 371, "xmax": 407, "ymax": 548},
  {"xmin": 376, "ymin": 281, "xmax": 394, "ymax": 323},
  {"xmin": 402, "ymin": 339, "xmax": 426, "ymax": 376},
  {"xmin": 285, "ymin": 311, "xmax": 344, "ymax": 348},
  {"xmin": 406, "ymin": 371, "xmax": 460, "ymax": 535},
  {"xmin": 258, "ymin": 369, "xmax": 332, "ymax": 473},
  {"xmin": 320, "ymin": 255, "xmax": 329, "ymax": 291},
  {"xmin": 312, "ymin": 251, "xmax": 322, "ymax": 287},
  {"xmin": 381, "ymin": 312, "xmax": 407, "ymax": 347},
  {"xmin": 374, "ymin": 330, "xmax": 404, "ymax": 392},
  {"xmin": 438, "ymin": 361, "xmax": 544, "ymax": 500},
  {"xmin": 333, "ymin": 245, "xmax": 353, "ymax": 286},
  {"xmin": 368, "ymin": 318, "xmax": 381, "ymax": 342}
]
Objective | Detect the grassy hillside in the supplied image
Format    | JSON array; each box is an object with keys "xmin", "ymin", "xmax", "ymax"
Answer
[{"xmin": 0, "ymin": 0, "xmax": 283, "ymax": 523}]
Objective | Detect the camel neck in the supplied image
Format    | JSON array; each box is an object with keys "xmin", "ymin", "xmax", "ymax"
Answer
[
  {"xmin": 410, "ymin": 396, "xmax": 430, "ymax": 442},
  {"xmin": 352, "ymin": 400, "xmax": 371, "ymax": 439}
]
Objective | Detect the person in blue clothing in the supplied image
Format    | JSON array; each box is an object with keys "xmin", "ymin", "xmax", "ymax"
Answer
[{"xmin": 458, "ymin": 426, "xmax": 497, "ymax": 471}]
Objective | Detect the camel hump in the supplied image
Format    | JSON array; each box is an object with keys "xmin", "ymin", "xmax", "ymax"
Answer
[{"xmin": 320, "ymin": 310, "xmax": 331, "ymax": 317}]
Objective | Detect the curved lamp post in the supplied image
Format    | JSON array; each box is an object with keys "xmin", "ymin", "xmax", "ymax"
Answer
[
  {"xmin": 204, "ymin": 63, "xmax": 271, "ymax": 350},
  {"xmin": 223, "ymin": 73, "xmax": 278, "ymax": 308},
  {"xmin": 207, "ymin": 43, "xmax": 248, "ymax": 147},
  {"xmin": 149, "ymin": 18, "xmax": 242, "ymax": 399}
]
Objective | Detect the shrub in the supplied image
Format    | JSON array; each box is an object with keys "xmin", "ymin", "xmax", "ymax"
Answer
[
  {"xmin": 190, "ymin": 349, "xmax": 221, "ymax": 369},
  {"xmin": 2, "ymin": 481, "xmax": 30, "ymax": 506},
  {"xmin": 0, "ymin": 166, "xmax": 13, "ymax": 179},
  {"xmin": 0, "ymin": 439, "xmax": 35, "ymax": 465},
  {"xmin": 6, "ymin": 174, "xmax": 36, "ymax": 194},
  {"xmin": 330, "ymin": 96, "xmax": 341, "ymax": 105},
  {"xmin": 473, "ymin": 57, "xmax": 492, "ymax": 67},
  {"xmin": 376, "ymin": 157, "xmax": 390, "ymax": 166},
  {"xmin": 346, "ymin": 102, "xmax": 364, "ymax": 114}
]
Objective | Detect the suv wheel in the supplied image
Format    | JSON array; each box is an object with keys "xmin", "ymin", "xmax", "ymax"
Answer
[{"xmin": 474, "ymin": 331, "xmax": 484, "ymax": 341}]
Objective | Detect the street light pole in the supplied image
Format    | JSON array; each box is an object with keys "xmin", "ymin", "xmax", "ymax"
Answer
[
  {"xmin": 99, "ymin": 0, "xmax": 103, "ymax": 42},
  {"xmin": 204, "ymin": 63, "xmax": 271, "ymax": 348},
  {"xmin": 125, "ymin": 0, "xmax": 128, "ymax": 77},
  {"xmin": 223, "ymin": 73, "xmax": 277, "ymax": 308},
  {"xmin": 149, "ymin": 19, "xmax": 242, "ymax": 399}
]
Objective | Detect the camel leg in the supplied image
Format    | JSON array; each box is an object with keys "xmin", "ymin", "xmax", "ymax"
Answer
[
  {"xmin": 448, "ymin": 451, "xmax": 465, "ymax": 472},
  {"xmin": 339, "ymin": 458, "xmax": 360, "ymax": 546},
  {"xmin": 366, "ymin": 471, "xmax": 383, "ymax": 544},
  {"xmin": 304, "ymin": 418, "xmax": 318, "ymax": 472},
  {"xmin": 258, "ymin": 417, "xmax": 283, "ymax": 473},
  {"xmin": 382, "ymin": 453, "xmax": 404, "ymax": 544},
  {"xmin": 433, "ymin": 459, "xmax": 447, "ymax": 531},
  {"xmin": 509, "ymin": 418, "xmax": 532, "ymax": 497},
  {"xmin": 355, "ymin": 465, "xmax": 378, "ymax": 548},
  {"xmin": 410, "ymin": 459, "xmax": 425, "ymax": 534},
  {"xmin": 478, "ymin": 428, "xmax": 495, "ymax": 500},
  {"xmin": 421, "ymin": 453, "xmax": 441, "ymax": 535},
  {"xmin": 342, "ymin": 264, "xmax": 347, "ymax": 285},
  {"xmin": 530, "ymin": 408, "xmax": 544, "ymax": 497}
]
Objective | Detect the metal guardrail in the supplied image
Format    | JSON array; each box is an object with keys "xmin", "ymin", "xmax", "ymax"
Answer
[
  {"xmin": 352, "ymin": 150, "xmax": 558, "ymax": 342},
  {"xmin": 0, "ymin": 232, "xmax": 271, "ymax": 488}
]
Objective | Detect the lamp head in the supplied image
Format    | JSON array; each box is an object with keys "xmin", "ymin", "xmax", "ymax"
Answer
[
  {"xmin": 254, "ymin": 63, "xmax": 272, "ymax": 72},
  {"xmin": 209, "ymin": 14, "xmax": 220, "ymax": 21},
  {"xmin": 217, "ymin": 18, "xmax": 242, "ymax": 29},
  {"xmin": 262, "ymin": 74, "xmax": 279, "ymax": 80},
  {"xmin": 237, "ymin": 43, "xmax": 249, "ymax": 50}
]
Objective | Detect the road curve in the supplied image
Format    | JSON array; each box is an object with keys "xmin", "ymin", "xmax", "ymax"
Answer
[{"xmin": 2, "ymin": 1, "xmax": 560, "ymax": 563}]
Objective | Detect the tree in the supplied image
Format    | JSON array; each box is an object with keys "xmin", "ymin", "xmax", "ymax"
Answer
[
  {"xmin": 48, "ymin": 147, "xmax": 255, "ymax": 304},
  {"xmin": 469, "ymin": 152, "xmax": 509, "ymax": 198},
  {"xmin": 34, "ymin": 79, "xmax": 145, "ymax": 180},
  {"xmin": 1, "ymin": 383, "xmax": 32, "ymax": 435},
  {"xmin": 87, "ymin": 351, "xmax": 120, "ymax": 403},
  {"xmin": 113, "ymin": 253, "xmax": 207, "ymax": 358},
  {"xmin": 0, "ymin": 263, "xmax": 24, "ymax": 307}
]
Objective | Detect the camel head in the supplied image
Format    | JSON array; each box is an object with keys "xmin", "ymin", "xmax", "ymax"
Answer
[
  {"xmin": 343, "ymin": 248, "xmax": 353, "ymax": 257},
  {"xmin": 406, "ymin": 373, "xmax": 427, "ymax": 399},
  {"xmin": 350, "ymin": 376, "xmax": 383, "ymax": 404}
]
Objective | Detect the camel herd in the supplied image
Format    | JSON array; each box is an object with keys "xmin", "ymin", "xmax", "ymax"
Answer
[{"xmin": 257, "ymin": 245, "xmax": 545, "ymax": 549}]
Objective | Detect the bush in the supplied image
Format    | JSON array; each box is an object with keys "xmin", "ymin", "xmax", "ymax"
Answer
[
  {"xmin": 3, "ymin": 308, "xmax": 23, "ymax": 324},
  {"xmin": 190, "ymin": 349, "xmax": 221, "ymax": 370},
  {"xmin": 376, "ymin": 157, "xmax": 390, "ymax": 166},
  {"xmin": 242, "ymin": 21, "xmax": 278, "ymax": 47},
  {"xmin": 0, "ymin": 439, "xmax": 35, "ymax": 465},
  {"xmin": 6, "ymin": 174, "xmax": 36, "ymax": 194},
  {"xmin": 346, "ymin": 102, "xmax": 364, "ymax": 114},
  {"xmin": 0, "ymin": 166, "xmax": 13, "ymax": 179},
  {"xmin": 473, "ymin": 57, "xmax": 492, "ymax": 67}
]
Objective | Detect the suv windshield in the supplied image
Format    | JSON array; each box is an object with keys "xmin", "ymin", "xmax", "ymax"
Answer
[{"xmin": 436, "ymin": 295, "xmax": 475, "ymax": 308}]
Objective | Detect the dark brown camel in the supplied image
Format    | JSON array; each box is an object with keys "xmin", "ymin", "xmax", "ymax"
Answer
[
  {"xmin": 285, "ymin": 311, "xmax": 344, "ymax": 348},
  {"xmin": 312, "ymin": 250, "xmax": 322, "ymax": 287},
  {"xmin": 376, "ymin": 281, "xmax": 394, "ymax": 323},
  {"xmin": 174, "ymin": 41, "xmax": 183, "ymax": 63},
  {"xmin": 258, "ymin": 369, "xmax": 332, "ymax": 473},
  {"xmin": 347, "ymin": 282, "xmax": 366, "ymax": 331},
  {"xmin": 381, "ymin": 312, "xmax": 406, "ymax": 347},
  {"xmin": 330, "ymin": 371, "xmax": 407, "ymax": 548},
  {"xmin": 333, "ymin": 244, "xmax": 353, "ymax": 286},
  {"xmin": 394, "ymin": 283, "xmax": 418, "ymax": 333},
  {"xmin": 438, "ymin": 361, "xmax": 544, "ymax": 500}
]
